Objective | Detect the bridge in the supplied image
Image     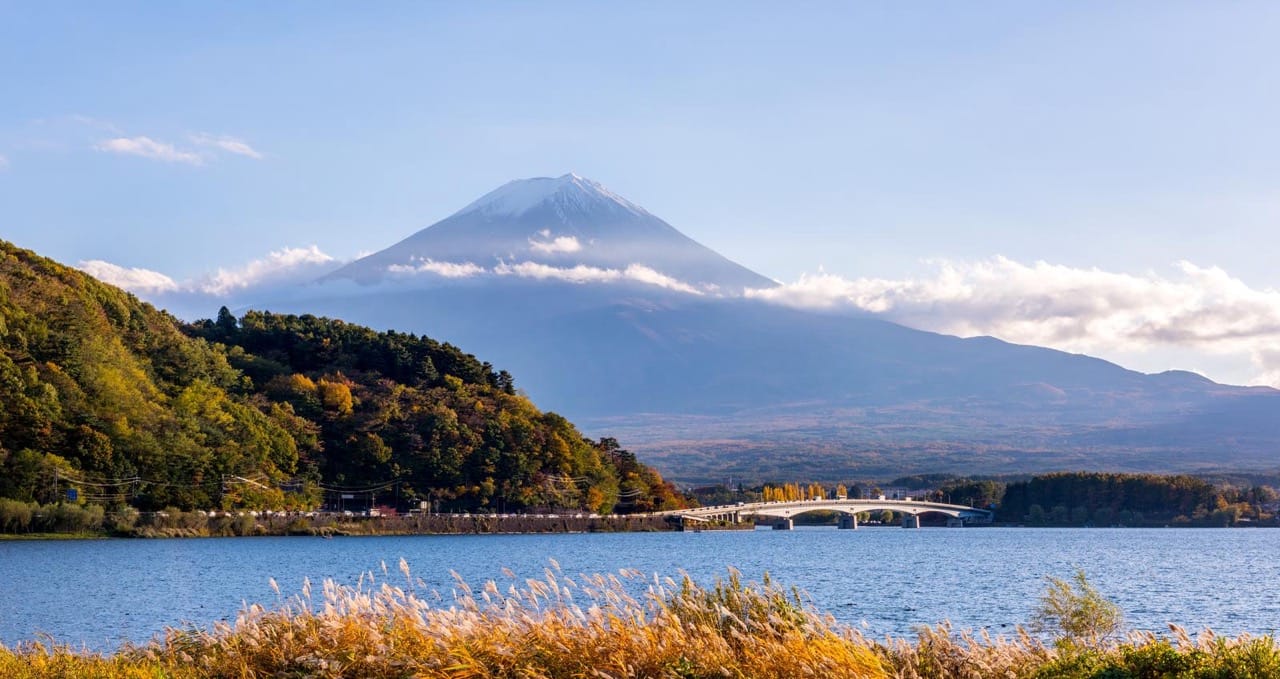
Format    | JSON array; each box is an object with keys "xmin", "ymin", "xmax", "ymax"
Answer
[{"xmin": 658, "ymin": 498, "xmax": 994, "ymax": 529}]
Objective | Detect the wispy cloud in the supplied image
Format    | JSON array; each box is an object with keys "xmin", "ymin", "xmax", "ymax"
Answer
[
  {"xmin": 78, "ymin": 260, "xmax": 180, "ymax": 294},
  {"xmin": 199, "ymin": 246, "xmax": 335, "ymax": 295},
  {"xmin": 380, "ymin": 256, "xmax": 704, "ymax": 295},
  {"xmin": 0, "ymin": 153, "xmax": 8, "ymax": 170},
  {"xmin": 388, "ymin": 259, "xmax": 486, "ymax": 278},
  {"xmin": 746, "ymin": 257, "xmax": 1280, "ymax": 386},
  {"xmin": 494, "ymin": 261, "xmax": 619, "ymax": 284},
  {"xmin": 93, "ymin": 136, "xmax": 204, "ymax": 165},
  {"xmin": 493, "ymin": 261, "xmax": 703, "ymax": 295},
  {"xmin": 191, "ymin": 133, "xmax": 264, "ymax": 160},
  {"xmin": 80, "ymin": 119, "xmax": 264, "ymax": 165},
  {"xmin": 618, "ymin": 264, "xmax": 703, "ymax": 295},
  {"xmin": 529, "ymin": 231, "xmax": 582, "ymax": 254}
]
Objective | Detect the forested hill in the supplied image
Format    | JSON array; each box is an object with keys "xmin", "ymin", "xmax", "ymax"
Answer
[{"xmin": 0, "ymin": 239, "xmax": 686, "ymax": 514}]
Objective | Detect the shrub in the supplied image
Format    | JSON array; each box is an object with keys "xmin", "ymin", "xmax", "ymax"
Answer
[
  {"xmin": 106, "ymin": 506, "xmax": 139, "ymax": 534},
  {"xmin": 1115, "ymin": 639, "xmax": 1200, "ymax": 676},
  {"xmin": 231, "ymin": 513, "xmax": 257, "ymax": 536},
  {"xmin": 0, "ymin": 498, "xmax": 34, "ymax": 533},
  {"xmin": 206, "ymin": 514, "xmax": 232, "ymax": 535},
  {"xmin": 1200, "ymin": 634, "xmax": 1280, "ymax": 679},
  {"xmin": 1030, "ymin": 570, "xmax": 1123, "ymax": 648},
  {"xmin": 143, "ymin": 508, "xmax": 181, "ymax": 530},
  {"xmin": 44, "ymin": 502, "xmax": 104, "ymax": 533},
  {"xmin": 175, "ymin": 508, "xmax": 208, "ymax": 531}
]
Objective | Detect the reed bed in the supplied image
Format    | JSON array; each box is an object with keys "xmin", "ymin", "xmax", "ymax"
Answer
[{"xmin": 2, "ymin": 563, "xmax": 1278, "ymax": 678}]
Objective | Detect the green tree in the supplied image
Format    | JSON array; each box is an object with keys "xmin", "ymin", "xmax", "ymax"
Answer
[
  {"xmin": 215, "ymin": 306, "xmax": 238, "ymax": 339},
  {"xmin": 1030, "ymin": 570, "xmax": 1123, "ymax": 648}
]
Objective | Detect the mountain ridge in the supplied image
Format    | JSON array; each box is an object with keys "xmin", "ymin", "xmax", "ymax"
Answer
[{"xmin": 183, "ymin": 175, "xmax": 1280, "ymax": 479}]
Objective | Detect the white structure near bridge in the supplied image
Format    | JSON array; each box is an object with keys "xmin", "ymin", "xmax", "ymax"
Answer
[{"xmin": 659, "ymin": 498, "xmax": 994, "ymax": 529}]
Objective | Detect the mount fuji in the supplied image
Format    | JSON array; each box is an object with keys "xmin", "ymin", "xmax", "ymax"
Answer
[
  {"xmin": 249, "ymin": 174, "xmax": 1280, "ymax": 482},
  {"xmin": 325, "ymin": 173, "xmax": 772, "ymax": 294}
]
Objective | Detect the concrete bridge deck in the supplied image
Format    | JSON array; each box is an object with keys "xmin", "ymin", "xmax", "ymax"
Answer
[{"xmin": 657, "ymin": 498, "xmax": 994, "ymax": 529}]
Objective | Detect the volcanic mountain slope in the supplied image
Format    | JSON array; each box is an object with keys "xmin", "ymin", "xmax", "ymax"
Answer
[
  {"xmin": 252, "ymin": 174, "xmax": 1280, "ymax": 481},
  {"xmin": 326, "ymin": 173, "xmax": 774, "ymax": 293}
]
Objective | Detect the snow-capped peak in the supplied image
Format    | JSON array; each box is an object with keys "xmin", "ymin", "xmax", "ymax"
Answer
[{"xmin": 454, "ymin": 173, "xmax": 649, "ymax": 219}]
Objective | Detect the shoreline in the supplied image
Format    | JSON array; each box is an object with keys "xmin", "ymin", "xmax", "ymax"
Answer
[
  {"xmin": 3, "ymin": 518, "xmax": 1274, "ymax": 540},
  {"xmin": 1, "ymin": 513, "xmax": 692, "ymax": 540}
]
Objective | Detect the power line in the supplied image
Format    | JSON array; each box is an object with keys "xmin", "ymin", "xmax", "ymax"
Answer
[
  {"xmin": 316, "ymin": 479, "xmax": 403, "ymax": 493},
  {"xmin": 57, "ymin": 474, "xmax": 139, "ymax": 488}
]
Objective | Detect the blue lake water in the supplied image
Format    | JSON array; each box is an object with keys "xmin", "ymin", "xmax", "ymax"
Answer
[{"xmin": 1, "ymin": 527, "xmax": 1277, "ymax": 650}]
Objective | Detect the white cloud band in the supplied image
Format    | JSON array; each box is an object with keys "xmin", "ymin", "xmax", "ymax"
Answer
[
  {"xmin": 493, "ymin": 261, "xmax": 703, "ymax": 295},
  {"xmin": 199, "ymin": 246, "xmax": 335, "ymax": 295},
  {"xmin": 746, "ymin": 257, "xmax": 1280, "ymax": 386},
  {"xmin": 380, "ymin": 257, "xmax": 704, "ymax": 295},
  {"xmin": 529, "ymin": 234, "xmax": 582, "ymax": 254},
  {"xmin": 79, "ymin": 245, "xmax": 338, "ymax": 298},
  {"xmin": 78, "ymin": 260, "xmax": 180, "ymax": 294},
  {"xmin": 388, "ymin": 259, "xmax": 486, "ymax": 278}
]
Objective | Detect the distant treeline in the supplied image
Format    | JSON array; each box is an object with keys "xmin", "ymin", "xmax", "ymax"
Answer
[
  {"xmin": 996, "ymin": 472, "xmax": 1276, "ymax": 526},
  {"xmin": 887, "ymin": 472, "xmax": 1279, "ymax": 526},
  {"xmin": 691, "ymin": 472, "xmax": 1280, "ymax": 527}
]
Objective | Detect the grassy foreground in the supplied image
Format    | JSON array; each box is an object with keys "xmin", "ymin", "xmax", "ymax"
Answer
[{"xmin": 2, "ymin": 564, "xmax": 1278, "ymax": 679}]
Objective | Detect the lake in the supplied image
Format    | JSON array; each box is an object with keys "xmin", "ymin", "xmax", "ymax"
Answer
[{"xmin": 1, "ymin": 527, "xmax": 1276, "ymax": 650}]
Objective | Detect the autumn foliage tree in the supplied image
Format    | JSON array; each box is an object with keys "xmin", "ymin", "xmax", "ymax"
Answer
[{"xmin": 0, "ymin": 240, "xmax": 680, "ymax": 518}]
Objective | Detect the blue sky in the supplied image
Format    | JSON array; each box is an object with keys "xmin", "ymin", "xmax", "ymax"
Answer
[{"xmin": 2, "ymin": 2, "xmax": 1280, "ymax": 385}]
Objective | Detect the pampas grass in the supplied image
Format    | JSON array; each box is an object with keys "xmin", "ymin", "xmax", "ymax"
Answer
[{"xmin": 2, "ymin": 564, "xmax": 1278, "ymax": 678}]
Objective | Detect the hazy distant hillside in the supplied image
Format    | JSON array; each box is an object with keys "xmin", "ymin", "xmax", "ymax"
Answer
[
  {"xmin": 250, "ymin": 174, "xmax": 1280, "ymax": 481},
  {"xmin": 0, "ymin": 240, "xmax": 684, "ymax": 513}
]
